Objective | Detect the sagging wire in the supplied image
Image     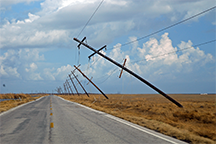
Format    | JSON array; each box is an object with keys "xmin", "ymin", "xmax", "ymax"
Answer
[
  {"xmin": 90, "ymin": 58, "xmax": 125, "ymax": 83},
  {"xmin": 77, "ymin": 0, "xmax": 105, "ymax": 38},
  {"xmin": 96, "ymin": 67, "xmax": 119, "ymax": 84},
  {"xmin": 129, "ymin": 39, "xmax": 216, "ymax": 64},
  {"xmin": 105, "ymin": 6, "xmax": 216, "ymax": 52}
]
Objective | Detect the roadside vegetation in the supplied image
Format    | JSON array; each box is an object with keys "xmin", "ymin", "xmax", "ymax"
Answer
[
  {"xmin": 0, "ymin": 93, "xmax": 31, "ymax": 99},
  {"xmin": 59, "ymin": 94, "xmax": 216, "ymax": 144},
  {"xmin": 0, "ymin": 93, "xmax": 47, "ymax": 113}
]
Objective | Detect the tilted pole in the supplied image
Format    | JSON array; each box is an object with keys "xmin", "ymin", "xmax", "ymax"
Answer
[
  {"xmin": 59, "ymin": 87, "xmax": 63, "ymax": 94},
  {"xmin": 71, "ymin": 71, "xmax": 89, "ymax": 97},
  {"xmin": 65, "ymin": 82, "xmax": 70, "ymax": 95},
  {"xmin": 66, "ymin": 79, "xmax": 74, "ymax": 95},
  {"xmin": 63, "ymin": 84, "xmax": 67, "ymax": 94},
  {"xmin": 87, "ymin": 77, "xmax": 93, "ymax": 85},
  {"xmin": 74, "ymin": 65, "xmax": 109, "ymax": 99},
  {"xmin": 74, "ymin": 38, "xmax": 183, "ymax": 107},
  {"xmin": 69, "ymin": 74, "xmax": 80, "ymax": 96}
]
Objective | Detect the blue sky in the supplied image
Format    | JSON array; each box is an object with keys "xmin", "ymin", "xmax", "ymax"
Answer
[{"xmin": 0, "ymin": 0, "xmax": 215, "ymax": 94}]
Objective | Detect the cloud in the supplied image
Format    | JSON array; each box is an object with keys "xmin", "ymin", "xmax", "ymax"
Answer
[
  {"xmin": 1, "ymin": 0, "xmax": 214, "ymax": 50},
  {"xmin": 17, "ymin": 13, "xmax": 40, "ymax": 24},
  {"xmin": 39, "ymin": 0, "xmax": 97, "ymax": 15},
  {"xmin": 25, "ymin": 63, "xmax": 38, "ymax": 72},
  {"xmin": 0, "ymin": 0, "xmax": 41, "ymax": 7},
  {"xmin": 0, "ymin": 65, "xmax": 7, "ymax": 76},
  {"xmin": 178, "ymin": 40, "xmax": 214, "ymax": 66},
  {"xmin": 29, "ymin": 73, "xmax": 43, "ymax": 80},
  {"xmin": 144, "ymin": 33, "xmax": 178, "ymax": 65},
  {"xmin": 53, "ymin": 64, "xmax": 73, "ymax": 80},
  {"xmin": 0, "ymin": 21, "xmax": 69, "ymax": 49},
  {"xmin": 0, "ymin": 48, "xmax": 44, "ymax": 80},
  {"xmin": 0, "ymin": 32, "xmax": 213, "ymax": 83},
  {"xmin": 43, "ymin": 68, "xmax": 56, "ymax": 80},
  {"xmin": 0, "ymin": 65, "xmax": 20, "ymax": 78},
  {"xmin": 80, "ymin": 32, "xmax": 214, "ymax": 83}
]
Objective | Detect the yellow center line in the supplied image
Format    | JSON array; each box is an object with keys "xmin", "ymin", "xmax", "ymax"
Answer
[
  {"xmin": 50, "ymin": 122, "xmax": 54, "ymax": 128},
  {"xmin": 50, "ymin": 98, "xmax": 54, "ymax": 128}
]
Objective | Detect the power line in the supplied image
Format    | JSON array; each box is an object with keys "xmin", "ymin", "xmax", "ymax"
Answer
[
  {"xmin": 107, "ymin": 6, "xmax": 216, "ymax": 51},
  {"xmin": 77, "ymin": 0, "xmax": 105, "ymax": 38},
  {"xmin": 82, "ymin": 39, "xmax": 215, "ymax": 87},
  {"xmin": 86, "ymin": 39, "xmax": 215, "ymax": 80},
  {"xmin": 94, "ymin": 39, "xmax": 215, "ymax": 84},
  {"xmin": 130, "ymin": 39, "xmax": 216, "ymax": 64},
  {"xmin": 77, "ymin": 5, "xmax": 215, "ymax": 85},
  {"xmin": 86, "ymin": 58, "xmax": 125, "ymax": 83},
  {"xmin": 95, "ymin": 67, "xmax": 118, "ymax": 84}
]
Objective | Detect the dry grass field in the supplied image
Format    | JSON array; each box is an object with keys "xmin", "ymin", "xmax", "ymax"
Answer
[
  {"xmin": 0, "ymin": 93, "xmax": 46, "ymax": 113},
  {"xmin": 0, "ymin": 93, "xmax": 31, "ymax": 99},
  {"xmin": 59, "ymin": 94, "xmax": 216, "ymax": 144}
]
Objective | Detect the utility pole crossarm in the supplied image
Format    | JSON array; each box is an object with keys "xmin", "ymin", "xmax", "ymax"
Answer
[
  {"xmin": 73, "ymin": 37, "xmax": 183, "ymax": 107},
  {"xmin": 88, "ymin": 45, "xmax": 106, "ymax": 59},
  {"xmin": 77, "ymin": 37, "xmax": 86, "ymax": 49},
  {"xmin": 119, "ymin": 58, "xmax": 127, "ymax": 78}
]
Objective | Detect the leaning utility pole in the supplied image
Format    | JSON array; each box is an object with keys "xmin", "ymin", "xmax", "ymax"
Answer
[
  {"xmin": 69, "ymin": 74, "xmax": 79, "ymax": 96},
  {"xmin": 74, "ymin": 65, "xmax": 109, "ymax": 99},
  {"xmin": 74, "ymin": 37, "xmax": 183, "ymax": 107},
  {"xmin": 66, "ymin": 79, "xmax": 74, "ymax": 95},
  {"xmin": 59, "ymin": 87, "xmax": 63, "ymax": 94},
  {"xmin": 63, "ymin": 84, "xmax": 67, "ymax": 94},
  {"xmin": 71, "ymin": 71, "xmax": 89, "ymax": 97},
  {"xmin": 65, "ymin": 82, "xmax": 70, "ymax": 95}
]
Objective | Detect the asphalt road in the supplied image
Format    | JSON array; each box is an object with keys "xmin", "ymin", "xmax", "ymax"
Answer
[{"xmin": 0, "ymin": 95, "xmax": 187, "ymax": 144}]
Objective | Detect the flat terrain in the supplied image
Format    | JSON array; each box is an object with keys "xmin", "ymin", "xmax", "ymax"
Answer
[
  {"xmin": 59, "ymin": 94, "xmax": 216, "ymax": 144},
  {"xmin": 0, "ymin": 95, "xmax": 185, "ymax": 144},
  {"xmin": 0, "ymin": 93, "xmax": 45, "ymax": 113}
]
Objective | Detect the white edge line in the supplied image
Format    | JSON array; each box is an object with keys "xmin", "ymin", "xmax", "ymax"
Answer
[
  {"xmin": 0, "ymin": 96, "xmax": 45, "ymax": 117},
  {"xmin": 105, "ymin": 114, "xmax": 178, "ymax": 144},
  {"xmin": 56, "ymin": 96, "xmax": 185, "ymax": 144}
]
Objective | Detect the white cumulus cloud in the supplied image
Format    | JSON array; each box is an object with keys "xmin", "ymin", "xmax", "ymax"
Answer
[
  {"xmin": 80, "ymin": 32, "xmax": 214, "ymax": 82},
  {"xmin": 1, "ymin": 0, "xmax": 214, "ymax": 50},
  {"xmin": 0, "ymin": 48, "xmax": 44, "ymax": 80}
]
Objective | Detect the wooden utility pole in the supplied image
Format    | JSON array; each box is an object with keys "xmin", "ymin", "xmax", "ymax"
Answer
[
  {"xmin": 74, "ymin": 65, "xmax": 109, "ymax": 99},
  {"xmin": 87, "ymin": 77, "xmax": 93, "ymax": 85},
  {"xmin": 71, "ymin": 71, "xmax": 89, "ymax": 97},
  {"xmin": 74, "ymin": 37, "xmax": 183, "ymax": 107},
  {"xmin": 66, "ymin": 79, "xmax": 74, "ymax": 95},
  {"xmin": 69, "ymin": 74, "xmax": 79, "ymax": 96},
  {"xmin": 56, "ymin": 87, "xmax": 61, "ymax": 94},
  {"xmin": 59, "ymin": 87, "xmax": 63, "ymax": 94},
  {"xmin": 65, "ymin": 82, "xmax": 70, "ymax": 95},
  {"xmin": 63, "ymin": 84, "xmax": 67, "ymax": 94}
]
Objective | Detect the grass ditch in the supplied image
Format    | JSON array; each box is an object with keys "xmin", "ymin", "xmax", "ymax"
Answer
[
  {"xmin": 59, "ymin": 94, "xmax": 216, "ymax": 144},
  {"xmin": 0, "ymin": 93, "xmax": 47, "ymax": 113}
]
